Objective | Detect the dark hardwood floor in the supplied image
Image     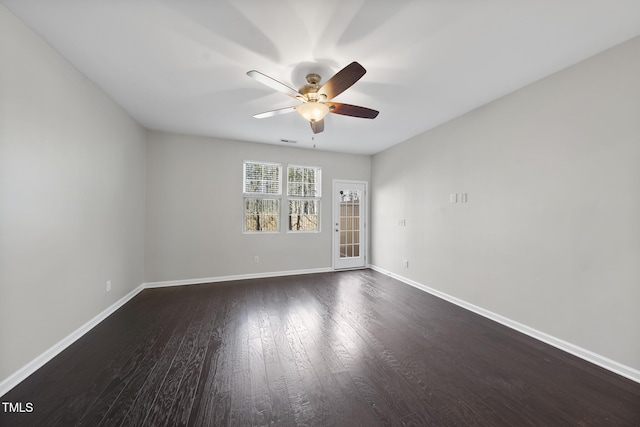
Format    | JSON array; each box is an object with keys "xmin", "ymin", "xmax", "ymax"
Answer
[{"xmin": 1, "ymin": 269, "xmax": 639, "ymax": 426}]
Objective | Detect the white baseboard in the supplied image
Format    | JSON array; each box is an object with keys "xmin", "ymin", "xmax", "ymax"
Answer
[
  {"xmin": 144, "ymin": 267, "xmax": 333, "ymax": 288},
  {"xmin": 369, "ymin": 264, "xmax": 640, "ymax": 384},
  {"xmin": 0, "ymin": 284, "xmax": 145, "ymax": 398}
]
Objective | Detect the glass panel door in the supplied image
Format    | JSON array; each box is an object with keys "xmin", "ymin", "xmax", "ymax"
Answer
[{"xmin": 333, "ymin": 181, "xmax": 366, "ymax": 269}]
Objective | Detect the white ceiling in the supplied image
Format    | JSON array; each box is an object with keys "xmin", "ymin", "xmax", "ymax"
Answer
[{"xmin": 3, "ymin": 0, "xmax": 640, "ymax": 155}]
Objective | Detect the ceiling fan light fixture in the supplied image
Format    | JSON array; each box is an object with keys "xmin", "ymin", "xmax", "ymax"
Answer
[{"xmin": 297, "ymin": 102, "xmax": 329, "ymax": 122}]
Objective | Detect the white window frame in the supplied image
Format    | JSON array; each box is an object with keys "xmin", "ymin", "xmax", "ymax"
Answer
[
  {"xmin": 287, "ymin": 164, "xmax": 322, "ymax": 233},
  {"xmin": 243, "ymin": 161, "xmax": 282, "ymax": 233}
]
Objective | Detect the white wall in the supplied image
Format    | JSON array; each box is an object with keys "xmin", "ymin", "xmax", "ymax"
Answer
[
  {"xmin": 145, "ymin": 131, "xmax": 370, "ymax": 283},
  {"xmin": 0, "ymin": 5, "xmax": 146, "ymax": 383},
  {"xmin": 371, "ymin": 36, "xmax": 640, "ymax": 371}
]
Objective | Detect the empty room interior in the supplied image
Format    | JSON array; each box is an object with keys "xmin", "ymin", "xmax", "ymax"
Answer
[{"xmin": 1, "ymin": 1, "xmax": 639, "ymax": 425}]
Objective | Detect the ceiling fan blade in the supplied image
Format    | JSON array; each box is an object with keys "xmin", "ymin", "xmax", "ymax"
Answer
[
  {"xmin": 326, "ymin": 102, "xmax": 379, "ymax": 119},
  {"xmin": 318, "ymin": 62, "xmax": 366, "ymax": 100},
  {"xmin": 310, "ymin": 119, "xmax": 324, "ymax": 134},
  {"xmin": 247, "ymin": 70, "xmax": 301, "ymax": 99},
  {"xmin": 253, "ymin": 106, "xmax": 297, "ymax": 119}
]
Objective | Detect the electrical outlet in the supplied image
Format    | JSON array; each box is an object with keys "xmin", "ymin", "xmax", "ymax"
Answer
[
  {"xmin": 403, "ymin": 260, "xmax": 409, "ymax": 268},
  {"xmin": 106, "ymin": 280, "xmax": 111, "ymax": 292},
  {"xmin": 254, "ymin": 256, "xmax": 260, "ymax": 263}
]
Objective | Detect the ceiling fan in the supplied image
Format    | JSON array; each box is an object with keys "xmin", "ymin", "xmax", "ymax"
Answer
[{"xmin": 247, "ymin": 62, "xmax": 379, "ymax": 134}]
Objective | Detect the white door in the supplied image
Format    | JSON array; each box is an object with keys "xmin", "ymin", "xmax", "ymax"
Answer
[{"xmin": 333, "ymin": 181, "xmax": 366, "ymax": 270}]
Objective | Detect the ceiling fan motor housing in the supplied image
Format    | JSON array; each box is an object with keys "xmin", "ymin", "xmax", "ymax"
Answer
[{"xmin": 300, "ymin": 73, "xmax": 323, "ymax": 100}]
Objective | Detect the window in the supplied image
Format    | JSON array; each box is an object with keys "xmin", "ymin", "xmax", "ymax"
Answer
[
  {"xmin": 242, "ymin": 162, "xmax": 322, "ymax": 233},
  {"xmin": 245, "ymin": 198, "xmax": 280, "ymax": 232},
  {"xmin": 288, "ymin": 199, "xmax": 319, "ymax": 231},
  {"xmin": 244, "ymin": 161, "xmax": 281, "ymax": 195},
  {"xmin": 243, "ymin": 161, "xmax": 281, "ymax": 232},
  {"xmin": 287, "ymin": 165, "xmax": 321, "ymax": 232},
  {"xmin": 287, "ymin": 165, "xmax": 320, "ymax": 198}
]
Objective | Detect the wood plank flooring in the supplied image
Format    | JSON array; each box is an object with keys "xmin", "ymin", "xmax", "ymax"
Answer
[{"xmin": 1, "ymin": 269, "xmax": 639, "ymax": 426}]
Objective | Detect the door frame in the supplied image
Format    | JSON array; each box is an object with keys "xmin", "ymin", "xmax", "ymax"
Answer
[{"xmin": 332, "ymin": 179, "xmax": 368, "ymax": 270}]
